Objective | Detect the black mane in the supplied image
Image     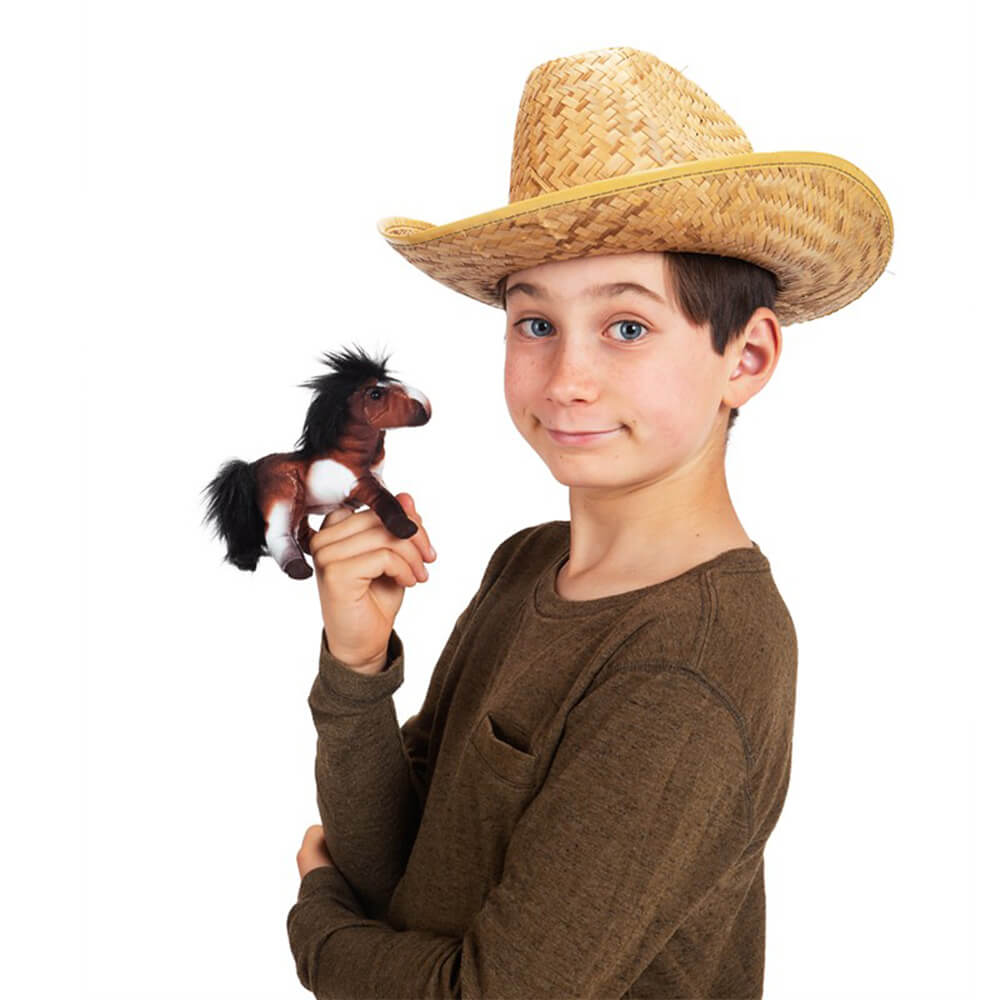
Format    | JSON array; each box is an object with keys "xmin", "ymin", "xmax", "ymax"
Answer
[{"xmin": 294, "ymin": 344, "xmax": 397, "ymax": 456}]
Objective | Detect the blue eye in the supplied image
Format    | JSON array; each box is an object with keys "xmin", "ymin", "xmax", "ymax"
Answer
[
  {"xmin": 610, "ymin": 320, "xmax": 648, "ymax": 342},
  {"xmin": 512, "ymin": 318, "xmax": 649, "ymax": 342},
  {"xmin": 515, "ymin": 318, "xmax": 554, "ymax": 338}
]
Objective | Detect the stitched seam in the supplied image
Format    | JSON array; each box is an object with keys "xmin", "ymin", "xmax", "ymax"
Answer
[
  {"xmin": 588, "ymin": 660, "xmax": 754, "ymax": 843},
  {"xmin": 597, "ymin": 660, "xmax": 753, "ymax": 766},
  {"xmin": 573, "ymin": 619, "xmax": 664, "ymax": 702},
  {"xmin": 388, "ymin": 159, "xmax": 891, "ymax": 245}
]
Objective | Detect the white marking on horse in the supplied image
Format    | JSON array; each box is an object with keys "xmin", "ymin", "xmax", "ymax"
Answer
[
  {"xmin": 263, "ymin": 499, "xmax": 302, "ymax": 571},
  {"xmin": 305, "ymin": 458, "xmax": 356, "ymax": 508}
]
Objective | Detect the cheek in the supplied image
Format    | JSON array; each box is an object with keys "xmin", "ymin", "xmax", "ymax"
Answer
[
  {"xmin": 634, "ymin": 370, "xmax": 701, "ymax": 443},
  {"xmin": 502, "ymin": 355, "xmax": 516, "ymax": 406},
  {"xmin": 503, "ymin": 352, "xmax": 532, "ymax": 409}
]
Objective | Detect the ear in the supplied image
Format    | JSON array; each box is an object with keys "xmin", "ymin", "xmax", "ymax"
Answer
[{"xmin": 722, "ymin": 308, "xmax": 782, "ymax": 410}]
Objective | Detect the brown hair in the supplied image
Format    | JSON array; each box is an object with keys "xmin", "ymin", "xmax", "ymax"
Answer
[
  {"xmin": 498, "ymin": 251, "xmax": 778, "ymax": 438},
  {"xmin": 662, "ymin": 251, "xmax": 778, "ymax": 435}
]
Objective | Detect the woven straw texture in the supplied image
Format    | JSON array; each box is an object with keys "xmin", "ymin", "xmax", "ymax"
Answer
[{"xmin": 378, "ymin": 47, "xmax": 893, "ymax": 326}]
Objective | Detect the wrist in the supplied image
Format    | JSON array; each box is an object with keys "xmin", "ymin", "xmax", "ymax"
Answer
[
  {"xmin": 348, "ymin": 655, "xmax": 387, "ymax": 676},
  {"xmin": 322, "ymin": 629, "xmax": 387, "ymax": 675}
]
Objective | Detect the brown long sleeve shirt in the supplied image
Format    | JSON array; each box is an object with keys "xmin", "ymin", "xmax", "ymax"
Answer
[{"xmin": 287, "ymin": 519, "xmax": 798, "ymax": 999}]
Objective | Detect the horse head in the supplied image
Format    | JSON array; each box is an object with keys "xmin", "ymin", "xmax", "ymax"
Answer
[{"xmin": 295, "ymin": 344, "xmax": 431, "ymax": 455}]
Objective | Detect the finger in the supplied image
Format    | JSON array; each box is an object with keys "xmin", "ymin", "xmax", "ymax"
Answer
[
  {"xmin": 311, "ymin": 505, "xmax": 370, "ymax": 555},
  {"xmin": 314, "ymin": 521, "xmax": 430, "ymax": 585},
  {"xmin": 396, "ymin": 494, "xmax": 436, "ymax": 562},
  {"xmin": 320, "ymin": 506, "xmax": 354, "ymax": 530},
  {"xmin": 333, "ymin": 547, "xmax": 422, "ymax": 599},
  {"xmin": 314, "ymin": 499, "xmax": 435, "ymax": 568}
]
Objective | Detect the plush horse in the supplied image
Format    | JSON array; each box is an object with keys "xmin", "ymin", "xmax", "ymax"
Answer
[{"xmin": 201, "ymin": 345, "xmax": 431, "ymax": 580}]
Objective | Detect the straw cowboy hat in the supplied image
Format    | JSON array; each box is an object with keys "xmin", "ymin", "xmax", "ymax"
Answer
[{"xmin": 376, "ymin": 46, "xmax": 893, "ymax": 326}]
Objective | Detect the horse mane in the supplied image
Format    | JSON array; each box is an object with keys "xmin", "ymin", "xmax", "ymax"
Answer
[{"xmin": 294, "ymin": 344, "xmax": 397, "ymax": 456}]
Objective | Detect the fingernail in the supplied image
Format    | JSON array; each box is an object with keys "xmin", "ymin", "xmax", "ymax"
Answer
[{"xmin": 429, "ymin": 545, "xmax": 437, "ymax": 559}]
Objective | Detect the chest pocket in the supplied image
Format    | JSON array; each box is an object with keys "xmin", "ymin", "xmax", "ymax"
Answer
[{"xmin": 471, "ymin": 710, "xmax": 538, "ymax": 787}]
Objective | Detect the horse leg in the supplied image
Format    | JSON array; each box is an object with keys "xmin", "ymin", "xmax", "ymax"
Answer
[
  {"xmin": 296, "ymin": 517, "xmax": 316, "ymax": 554},
  {"xmin": 349, "ymin": 473, "xmax": 418, "ymax": 539},
  {"xmin": 262, "ymin": 483, "xmax": 313, "ymax": 580},
  {"xmin": 285, "ymin": 491, "xmax": 316, "ymax": 579}
]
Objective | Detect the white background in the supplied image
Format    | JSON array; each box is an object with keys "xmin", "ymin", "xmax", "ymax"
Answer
[{"xmin": 3, "ymin": 1, "xmax": 997, "ymax": 997}]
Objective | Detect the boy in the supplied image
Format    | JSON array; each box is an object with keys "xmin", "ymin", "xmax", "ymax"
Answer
[{"xmin": 287, "ymin": 47, "xmax": 893, "ymax": 998}]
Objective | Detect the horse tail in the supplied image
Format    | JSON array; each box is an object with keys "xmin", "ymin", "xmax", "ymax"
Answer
[{"xmin": 201, "ymin": 458, "xmax": 267, "ymax": 571}]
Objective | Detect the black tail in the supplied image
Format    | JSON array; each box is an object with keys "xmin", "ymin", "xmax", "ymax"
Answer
[{"xmin": 201, "ymin": 459, "xmax": 267, "ymax": 571}]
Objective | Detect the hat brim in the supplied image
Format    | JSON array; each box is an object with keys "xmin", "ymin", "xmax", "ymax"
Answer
[{"xmin": 377, "ymin": 150, "xmax": 893, "ymax": 326}]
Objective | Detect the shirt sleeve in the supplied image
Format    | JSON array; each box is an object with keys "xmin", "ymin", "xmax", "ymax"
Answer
[
  {"xmin": 308, "ymin": 597, "xmax": 477, "ymax": 922},
  {"xmin": 287, "ymin": 665, "xmax": 753, "ymax": 999}
]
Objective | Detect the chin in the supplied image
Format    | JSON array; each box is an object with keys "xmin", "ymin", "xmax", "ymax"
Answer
[{"xmin": 544, "ymin": 466, "xmax": 617, "ymax": 489}]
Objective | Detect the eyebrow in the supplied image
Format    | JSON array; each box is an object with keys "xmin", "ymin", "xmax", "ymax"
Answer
[{"xmin": 504, "ymin": 280, "xmax": 667, "ymax": 307}]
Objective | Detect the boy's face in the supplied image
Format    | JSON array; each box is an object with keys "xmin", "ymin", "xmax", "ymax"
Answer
[{"xmin": 503, "ymin": 251, "xmax": 749, "ymax": 495}]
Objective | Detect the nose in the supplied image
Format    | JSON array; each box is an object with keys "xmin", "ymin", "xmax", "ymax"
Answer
[
  {"xmin": 543, "ymin": 336, "xmax": 601, "ymax": 404},
  {"xmin": 402, "ymin": 382, "xmax": 432, "ymax": 423}
]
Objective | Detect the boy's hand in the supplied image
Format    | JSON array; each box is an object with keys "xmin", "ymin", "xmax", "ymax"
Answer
[
  {"xmin": 310, "ymin": 492, "xmax": 436, "ymax": 672},
  {"xmin": 296, "ymin": 823, "xmax": 333, "ymax": 879}
]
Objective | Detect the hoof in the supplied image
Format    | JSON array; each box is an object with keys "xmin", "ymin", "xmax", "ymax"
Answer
[
  {"xmin": 385, "ymin": 515, "xmax": 418, "ymax": 539},
  {"xmin": 284, "ymin": 557, "xmax": 313, "ymax": 580}
]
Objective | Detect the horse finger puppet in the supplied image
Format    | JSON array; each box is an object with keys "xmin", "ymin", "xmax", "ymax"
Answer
[{"xmin": 201, "ymin": 345, "xmax": 431, "ymax": 580}]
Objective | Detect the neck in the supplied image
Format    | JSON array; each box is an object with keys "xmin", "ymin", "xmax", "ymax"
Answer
[
  {"xmin": 563, "ymin": 451, "xmax": 750, "ymax": 577},
  {"xmin": 318, "ymin": 420, "xmax": 383, "ymax": 465}
]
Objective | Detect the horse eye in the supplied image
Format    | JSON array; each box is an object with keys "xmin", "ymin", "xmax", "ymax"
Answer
[{"xmin": 368, "ymin": 388, "xmax": 382, "ymax": 400}]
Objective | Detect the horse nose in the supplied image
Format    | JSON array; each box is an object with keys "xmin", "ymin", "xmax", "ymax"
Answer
[{"xmin": 404, "ymin": 384, "xmax": 431, "ymax": 422}]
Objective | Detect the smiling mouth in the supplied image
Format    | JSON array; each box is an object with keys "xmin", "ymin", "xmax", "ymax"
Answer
[{"xmin": 546, "ymin": 426, "xmax": 622, "ymax": 445}]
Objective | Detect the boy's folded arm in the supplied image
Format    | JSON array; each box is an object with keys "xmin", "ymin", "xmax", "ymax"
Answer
[
  {"xmin": 288, "ymin": 666, "xmax": 753, "ymax": 999},
  {"xmin": 307, "ymin": 623, "xmax": 416, "ymax": 921},
  {"xmin": 304, "ymin": 524, "xmax": 547, "ymax": 921},
  {"xmin": 307, "ymin": 598, "xmax": 475, "ymax": 920}
]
